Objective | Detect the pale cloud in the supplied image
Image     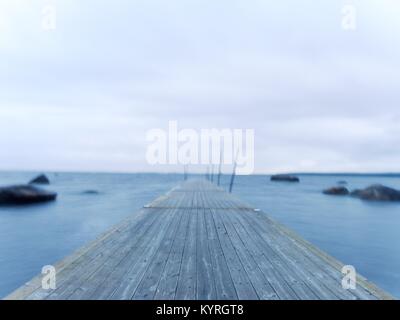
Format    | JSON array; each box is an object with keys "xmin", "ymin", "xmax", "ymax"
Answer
[{"xmin": 0, "ymin": 0, "xmax": 399, "ymax": 173}]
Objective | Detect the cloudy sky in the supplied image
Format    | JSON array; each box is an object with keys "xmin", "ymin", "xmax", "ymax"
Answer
[{"xmin": 1, "ymin": 0, "xmax": 400, "ymax": 174}]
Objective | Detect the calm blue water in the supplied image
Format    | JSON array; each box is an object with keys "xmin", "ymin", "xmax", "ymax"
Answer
[{"xmin": 0, "ymin": 172, "xmax": 399, "ymax": 298}]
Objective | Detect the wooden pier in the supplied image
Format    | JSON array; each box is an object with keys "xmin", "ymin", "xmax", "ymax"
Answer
[{"xmin": 5, "ymin": 179, "xmax": 393, "ymax": 300}]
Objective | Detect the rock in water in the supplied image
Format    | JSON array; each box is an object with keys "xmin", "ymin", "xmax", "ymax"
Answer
[
  {"xmin": 29, "ymin": 174, "xmax": 50, "ymax": 185},
  {"xmin": 270, "ymin": 174, "xmax": 300, "ymax": 182},
  {"xmin": 351, "ymin": 184, "xmax": 400, "ymax": 202},
  {"xmin": 323, "ymin": 187, "xmax": 349, "ymax": 196},
  {"xmin": 82, "ymin": 190, "xmax": 100, "ymax": 195},
  {"xmin": 0, "ymin": 185, "xmax": 57, "ymax": 205},
  {"xmin": 337, "ymin": 180, "xmax": 348, "ymax": 185}
]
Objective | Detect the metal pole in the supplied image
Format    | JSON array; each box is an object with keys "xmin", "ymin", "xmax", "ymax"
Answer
[
  {"xmin": 229, "ymin": 161, "xmax": 237, "ymax": 193},
  {"xmin": 217, "ymin": 145, "xmax": 223, "ymax": 186},
  {"xmin": 229, "ymin": 149, "xmax": 239, "ymax": 193}
]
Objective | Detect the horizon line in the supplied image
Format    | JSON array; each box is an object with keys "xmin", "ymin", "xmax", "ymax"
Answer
[{"xmin": 0, "ymin": 169, "xmax": 400, "ymax": 176}]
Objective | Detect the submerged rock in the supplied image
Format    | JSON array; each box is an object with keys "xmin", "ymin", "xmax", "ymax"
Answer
[
  {"xmin": 29, "ymin": 174, "xmax": 50, "ymax": 185},
  {"xmin": 270, "ymin": 174, "xmax": 300, "ymax": 182},
  {"xmin": 323, "ymin": 187, "xmax": 349, "ymax": 196},
  {"xmin": 337, "ymin": 180, "xmax": 348, "ymax": 185},
  {"xmin": 82, "ymin": 190, "xmax": 100, "ymax": 195},
  {"xmin": 351, "ymin": 184, "xmax": 400, "ymax": 202},
  {"xmin": 0, "ymin": 185, "xmax": 57, "ymax": 205}
]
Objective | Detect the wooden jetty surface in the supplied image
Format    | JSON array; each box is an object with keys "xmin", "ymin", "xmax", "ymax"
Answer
[{"xmin": 5, "ymin": 179, "xmax": 393, "ymax": 300}]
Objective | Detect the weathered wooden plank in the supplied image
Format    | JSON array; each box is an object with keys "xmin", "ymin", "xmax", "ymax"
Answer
[
  {"xmin": 154, "ymin": 207, "xmax": 191, "ymax": 299},
  {"xmin": 239, "ymin": 210, "xmax": 351, "ymax": 299},
  {"xmin": 216, "ymin": 209, "xmax": 278, "ymax": 299},
  {"xmin": 28, "ymin": 208, "xmax": 159, "ymax": 300},
  {"xmin": 203, "ymin": 208, "xmax": 238, "ymax": 300},
  {"xmin": 251, "ymin": 211, "xmax": 379, "ymax": 300},
  {"xmin": 133, "ymin": 208, "xmax": 184, "ymax": 299},
  {"xmin": 175, "ymin": 208, "xmax": 197, "ymax": 299},
  {"xmin": 196, "ymin": 208, "xmax": 217, "ymax": 299},
  {"xmin": 231, "ymin": 209, "xmax": 323, "ymax": 299},
  {"xmin": 52, "ymin": 208, "xmax": 166, "ymax": 300},
  {"xmin": 82, "ymin": 209, "xmax": 178, "ymax": 300},
  {"xmin": 110, "ymin": 208, "xmax": 177, "ymax": 299},
  {"xmin": 210, "ymin": 208, "xmax": 259, "ymax": 300},
  {"xmin": 223, "ymin": 209, "xmax": 298, "ymax": 300}
]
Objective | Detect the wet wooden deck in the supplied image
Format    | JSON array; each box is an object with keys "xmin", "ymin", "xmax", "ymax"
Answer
[{"xmin": 5, "ymin": 179, "xmax": 392, "ymax": 300}]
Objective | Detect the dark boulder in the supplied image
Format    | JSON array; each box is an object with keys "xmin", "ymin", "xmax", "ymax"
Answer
[
  {"xmin": 351, "ymin": 184, "xmax": 400, "ymax": 202},
  {"xmin": 0, "ymin": 185, "xmax": 57, "ymax": 205},
  {"xmin": 29, "ymin": 174, "xmax": 50, "ymax": 185},
  {"xmin": 323, "ymin": 187, "xmax": 349, "ymax": 196},
  {"xmin": 270, "ymin": 174, "xmax": 300, "ymax": 182}
]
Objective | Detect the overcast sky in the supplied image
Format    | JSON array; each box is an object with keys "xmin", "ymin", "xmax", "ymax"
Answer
[{"xmin": 1, "ymin": 0, "xmax": 400, "ymax": 174}]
